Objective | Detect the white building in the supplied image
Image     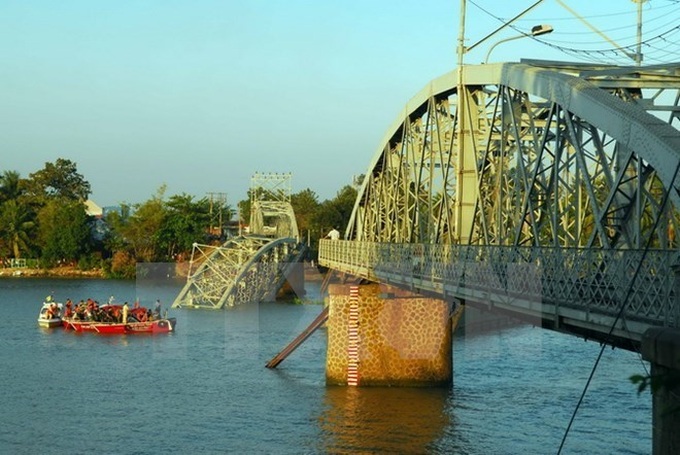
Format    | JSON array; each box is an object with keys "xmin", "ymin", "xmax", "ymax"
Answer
[{"xmin": 84, "ymin": 199, "xmax": 103, "ymax": 218}]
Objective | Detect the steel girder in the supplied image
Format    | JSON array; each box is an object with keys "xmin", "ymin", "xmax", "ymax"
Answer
[
  {"xmin": 172, "ymin": 172, "xmax": 304, "ymax": 310},
  {"xmin": 249, "ymin": 172, "xmax": 299, "ymax": 241},
  {"xmin": 171, "ymin": 235, "xmax": 305, "ymax": 309},
  {"xmin": 250, "ymin": 201, "xmax": 299, "ymax": 240},
  {"xmin": 347, "ymin": 61, "xmax": 680, "ymax": 251},
  {"xmin": 318, "ymin": 240, "xmax": 680, "ymax": 342}
]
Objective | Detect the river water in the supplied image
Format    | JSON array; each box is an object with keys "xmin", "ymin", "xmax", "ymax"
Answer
[{"xmin": 0, "ymin": 277, "xmax": 651, "ymax": 454}]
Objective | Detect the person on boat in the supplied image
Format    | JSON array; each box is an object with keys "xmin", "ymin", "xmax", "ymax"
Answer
[
  {"xmin": 129, "ymin": 306, "xmax": 144, "ymax": 322},
  {"xmin": 154, "ymin": 300, "xmax": 162, "ymax": 319},
  {"xmin": 111, "ymin": 305, "xmax": 121, "ymax": 322},
  {"xmin": 64, "ymin": 299, "xmax": 73, "ymax": 318},
  {"xmin": 73, "ymin": 301, "xmax": 81, "ymax": 320},
  {"xmin": 86, "ymin": 298, "xmax": 95, "ymax": 313},
  {"xmin": 122, "ymin": 302, "xmax": 129, "ymax": 324},
  {"xmin": 99, "ymin": 305, "xmax": 109, "ymax": 322}
]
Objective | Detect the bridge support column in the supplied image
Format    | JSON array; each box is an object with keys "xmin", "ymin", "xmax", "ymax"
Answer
[
  {"xmin": 325, "ymin": 283, "xmax": 452, "ymax": 387},
  {"xmin": 641, "ymin": 327, "xmax": 680, "ymax": 455}
]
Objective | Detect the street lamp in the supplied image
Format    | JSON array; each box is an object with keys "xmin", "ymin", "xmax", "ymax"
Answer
[{"xmin": 484, "ymin": 24, "xmax": 554, "ymax": 63}]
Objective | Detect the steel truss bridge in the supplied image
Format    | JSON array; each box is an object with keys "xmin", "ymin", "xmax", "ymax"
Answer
[
  {"xmin": 173, "ymin": 173, "xmax": 305, "ymax": 309},
  {"xmin": 319, "ymin": 60, "xmax": 680, "ymax": 349}
]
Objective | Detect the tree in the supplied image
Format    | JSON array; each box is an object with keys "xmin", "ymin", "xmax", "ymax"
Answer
[
  {"xmin": 101, "ymin": 203, "xmax": 132, "ymax": 257},
  {"xmin": 0, "ymin": 170, "xmax": 24, "ymax": 203},
  {"xmin": 311, "ymin": 185, "xmax": 357, "ymax": 237},
  {"xmin": 333, "ymin": 185, "xmax": 358, "ymax": 225},
  {"xmin": 26, "ymin": 158, "xmax": 91, "ymax": 202},
  {"xmin": 36, "ymin": 199, "xmax": 91, "ymax": 264},
  {"xmin": 303, "ymin": 184, "xmax": 358, "ymax": 258},
  {"xmin": 238, "ymin": 197, "xmax": 251, "ymax": 226},
  {"xmin": 290, "ymin": 188, "xmax": 320, "ymax": 242},
  {"xmin": 0, "ymin": 199, "xmax": 35, "ymax": 259},
  {"xmin": 108, "ymin": 250, "xmax": 137, "ymax": 279},
  {"xmin": 118, "ymin": 189, "xmax": 166, "ymax": 262},
  {"xmin": 312, "ymin": 200, "xmax": 344, "ymax": 238},
  {"xmin": 157, "ymin": 193, "xmax": 212, "ymax": 259}
]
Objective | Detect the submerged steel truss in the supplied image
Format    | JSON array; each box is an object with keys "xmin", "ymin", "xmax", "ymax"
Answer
[
  {"xmin": 171, "ymin": 236, "xmax": 304, "ymax": 309},
  {"xmin": 172, "ymin": 173, "xmax": 304, "ymax": 309}
]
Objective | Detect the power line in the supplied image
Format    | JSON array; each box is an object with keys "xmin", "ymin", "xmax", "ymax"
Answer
[
  {"xmin": 467, "ymin": 0, "xmax": 680, "ymax": 64},
  {"xmin": 535, "ymin": 24, "xmax": 680, "ymax": 64}
]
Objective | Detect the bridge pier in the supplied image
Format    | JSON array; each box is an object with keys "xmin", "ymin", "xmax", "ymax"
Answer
[
  {"xmin": 641, "ymin": 327, "xmax": 680, "ymax": 455},
  {"xmin": 325, "ymin": 283, "xmax": 452, "ymax": 387}
]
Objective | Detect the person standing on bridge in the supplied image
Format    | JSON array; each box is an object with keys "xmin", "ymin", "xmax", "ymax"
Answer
[{"xmin": 326, "ymin": 227, "xmax": 340, "ymax": 240}]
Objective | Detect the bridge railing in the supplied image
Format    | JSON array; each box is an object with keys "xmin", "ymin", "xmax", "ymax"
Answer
[{"xmin": 319, "ymin": 240, "xmax": 680, "ymax": 330}]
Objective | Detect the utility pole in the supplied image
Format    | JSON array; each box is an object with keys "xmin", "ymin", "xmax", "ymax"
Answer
[
  {"xmin": 633, "ymin": 0, "xmax": 648, "ymax": 66},
  {"xmin": 455, "ymin": 0, "xmax": 467, "ymax": 244},
  {"xmin": 455, "ymin": 0, "xmax": 545, "ymax": 243},
  {"xmin": 207, "ymin": 192, "xmax": 228, "ymax": 238},
  {"xmin": 456, "ymin": 0, "xmax": 466, "ymax": 70}
]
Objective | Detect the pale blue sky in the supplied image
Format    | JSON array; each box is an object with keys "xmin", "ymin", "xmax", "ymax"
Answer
[{"xmin": 2, "ymin": 0, "xmax": 679, "ymax": 207}]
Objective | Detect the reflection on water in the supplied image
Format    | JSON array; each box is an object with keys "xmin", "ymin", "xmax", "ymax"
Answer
[{"xmin": 319, "ymin": 386, "xmax": 451, "ymax": 453}]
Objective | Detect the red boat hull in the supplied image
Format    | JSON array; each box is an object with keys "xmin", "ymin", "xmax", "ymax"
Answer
[{"xmin": 63, "ymin": 318, "xmax": 176, "ymax": 334}]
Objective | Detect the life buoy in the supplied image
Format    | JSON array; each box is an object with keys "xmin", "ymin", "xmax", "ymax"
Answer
[{"xmin": 157, "ymin": 320, "xmax": 168, "ymax": 328}]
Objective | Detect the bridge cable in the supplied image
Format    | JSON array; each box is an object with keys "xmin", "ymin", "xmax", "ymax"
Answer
[
  {"xmin": 556, "ymin": 159, "xmax": 680, "ymax": 454},
  {"xmin": 618, "ymin": 314, "xmax": 652, "ymax": 378},
  {"xmin": 469, "ymin": 0, "xmax": 680, "ymax": 65}
]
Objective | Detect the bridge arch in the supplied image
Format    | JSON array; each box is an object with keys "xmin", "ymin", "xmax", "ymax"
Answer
[{"xmin": 347, "ymin": 61, "xmax": 680, "ymax": 251}]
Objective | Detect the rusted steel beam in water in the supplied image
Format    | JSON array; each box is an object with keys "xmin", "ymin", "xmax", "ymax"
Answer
[{"xmin": 265, "ymin": 306, "xmax": 329, "ymax": 368}]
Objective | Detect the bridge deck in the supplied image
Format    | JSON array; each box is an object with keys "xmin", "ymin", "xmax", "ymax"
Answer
[{"xmin": 319, "ymin": 240, "xmax": 680, "ymax": 349}]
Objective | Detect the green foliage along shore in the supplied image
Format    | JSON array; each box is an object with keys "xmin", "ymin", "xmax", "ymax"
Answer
[{"xmin": 0, "ymin": 159, "xmax": 357, "ymax": 279}]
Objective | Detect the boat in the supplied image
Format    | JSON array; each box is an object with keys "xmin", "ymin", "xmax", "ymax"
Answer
[
  {"xmin": 62, "ymin": 317, "xmax": 176, "ymax": 334},
  {"xmin": 37, "ymin": 301, "xmax": 63, "ymax": 328},
  {"xmin": 61, "ymin": 303, "xmax": 176, "ymax": 334}
]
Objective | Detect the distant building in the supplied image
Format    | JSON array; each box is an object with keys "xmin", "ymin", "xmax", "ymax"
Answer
[
  {"xmin": 84, "ymin": 199, "xmax": 103, "ymax": 218},
  {"xmin": 83, "ymin": 200, "xmax": 109, "ymax": 242},
  {"xmin": 103, "ymin": 205, "xmax": 125, "ymax": 217}
]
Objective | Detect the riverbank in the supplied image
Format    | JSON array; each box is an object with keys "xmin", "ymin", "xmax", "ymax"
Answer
[
  {"xmin": 0, "ymin": 266, "xmax": 104, "ymax": 278},
  {"xmin": 0, "ymin": 263, "xmax": 325, "ymax": 280}
]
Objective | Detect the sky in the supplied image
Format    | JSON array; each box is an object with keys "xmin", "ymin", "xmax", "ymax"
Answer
[{"xmin": 2, "ymin": 0, "xmax": 680, "ymax": 208}]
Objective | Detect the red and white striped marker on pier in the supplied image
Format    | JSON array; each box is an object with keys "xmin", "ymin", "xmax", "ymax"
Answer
[{"xmin": 347, "ymin": 285, "xmax": 360, "ymax": 386}]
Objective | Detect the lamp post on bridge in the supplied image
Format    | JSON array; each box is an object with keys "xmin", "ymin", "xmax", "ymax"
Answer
[
  {"xmin": 455, "ymin": 0, "xmax": 548, "ymax": 244},
  {"xmin": 484, "ymin": 24, "xmax": 554, "ymax": 64},
  {"xmin": 457, "ymin": 0, "xmax": 547, "ymax": 66}
]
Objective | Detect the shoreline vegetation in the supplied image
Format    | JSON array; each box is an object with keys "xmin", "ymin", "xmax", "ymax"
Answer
[
  {"xmin": 0, "ymin": 265, "xmax": 105, "ymax": 278},
  {"xmin": 0, "ymin": 263, "xmax": 325, "ymax": 281},
  {"xmin": 1, "ymin": 161, "xmax": 359, "ymax": 283}
]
